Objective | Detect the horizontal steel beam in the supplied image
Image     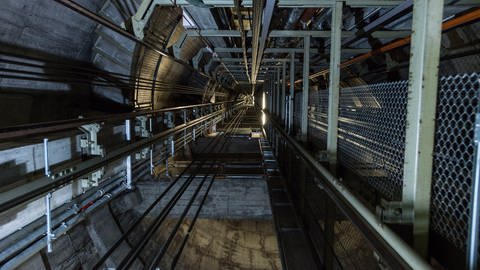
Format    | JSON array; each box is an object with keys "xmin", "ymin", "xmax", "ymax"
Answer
[
  {"xmin": 0, "ymin": 102, "xmax": 234, "ymax": 140},
  {"xmin": 212, "ymin": 58, "xmax": 300, "ymax": 63},
  {"xmin": 155, "ymin": 0, "xmax": 403, "ymax": 7},
  {"xmin": 215, "ymin": 47, "xmax": 373, "ymax": 54},
  {"xmin": 186, "ymin": 29, "xmax": 411, "ymax": 38}
]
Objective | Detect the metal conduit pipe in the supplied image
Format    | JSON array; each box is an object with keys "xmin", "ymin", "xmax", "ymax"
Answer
[
  {"xmin": 0, "ymin": 57, "xmax": 222, "ymax": 98},
  {"xmin": 263, "ymin": 111, "xmax": 432, "ymax": 270},
  {"xmin": 0, "ymin": 167, "xmax": 132, "ymax": 265},
  {"xmin": 0, "ymin": 176, "xmax": 127, "ymax": 270},
  {"xmin": 0, "ymin": 101, "xmax": 235, "ymax": 140}
]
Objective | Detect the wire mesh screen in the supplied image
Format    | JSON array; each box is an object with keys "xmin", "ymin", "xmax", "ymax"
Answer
[
  {"xmin": 334, "ymin": 220, "xmax": 378, "ymax": 270},
  {"xmin": 337, "ymin": 81, "xmax": 409, "ymax": 201},
  {"xmin": 308, "ymin": 89, "xmax": 329, "ymax": 150},
  {"xmin": 293, "ymin": 92, "xmax": 303, "ymax": 133},
  {"xmin": 431, "ymin": 72, "xmax": 480, "ymax": 251}
]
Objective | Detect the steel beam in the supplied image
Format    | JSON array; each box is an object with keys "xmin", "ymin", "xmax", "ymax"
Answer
[
  {"xmin": 212, "ymin": 57, "xmax": 300, "ymax": 63},
  {"xmin": 185, "ymin": 29, "xmax": 410, "ymax": 38},
  {"xmin": 300, "ymin": 35, "xmax": 310, "ymax": 139},
  {"xmin": 281, "ymin": 61, "xmax": 286, "ymax": 123},
  {"xmin": 154, "ymin": 0, "xmax": 403, "ymax": 7},
  {"xmin": 276, "ymin": 68, "xmax": 281, "ymax": 117},
  {"xmin": 326, "ymin": 1, "xmax": 342, "ymax": 164},
  {"xmin": 288, "ymin": 53, "xmax": 295, "ymax": 134},
  {"xmin": 252, "ymin": 0, "xmax": 275, "ymax": 83},
  {"xmin": 214, "ymin": 47, "xmax": 372, "ymax": 55},
  {"xmin": 402, "ymin": 0, "xmax": 444, "ymax": 258}
]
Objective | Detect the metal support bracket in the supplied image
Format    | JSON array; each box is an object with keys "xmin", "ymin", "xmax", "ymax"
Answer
[
  {"xmin": 192, "ymin": 49, "xmax": 205, "ymax": 70},
  {"xmin": 79, "ymin": 123, "xmax": 104, "ymax": 156},
  {"xmin": 315, "ymin": 151, "xmax": 330, "ymax": 162},
  {"xmin": 80, "ymin": 168, "xmax": 105, "ymax": 189},
  {"xmin": 376, "ymin": 199, "xmax": 414, "ymax": 224},
  {"xmin": 164, "ymin": 112, "xmax": 175, "ymax": 128},
  {"xmin": 135, "ymin": 147, "xmax": 150, "ymax": 160},
  {"xmin": 135, "ymin": 116, "xmax": 150, "ymax": 138},
  {"xmin": 172, "ymin": 31, "xmax": 188, "ymax": 59}
]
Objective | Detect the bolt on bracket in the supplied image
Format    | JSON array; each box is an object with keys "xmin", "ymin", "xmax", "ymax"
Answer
[{"xmin": 79, "ymin": 123, "xmax": 103, "ymax": 156}]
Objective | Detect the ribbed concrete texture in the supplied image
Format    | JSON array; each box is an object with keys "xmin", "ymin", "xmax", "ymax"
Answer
[
  {"xmin": 152, "ymin": 218, "xmax": 282, "ymax": 270},
  {"xmin": 136, "ymin": 177, "xmax": 272, "ymax": 219}
]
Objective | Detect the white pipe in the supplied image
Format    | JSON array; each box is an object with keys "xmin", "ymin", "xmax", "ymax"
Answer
[
  {"xmin": 45, "ymin": 193, "xmax": 53, "ymax": 253},
  {"xmin": 43, "ymin": 138, "xmax": 50, "ymax": 177},
  {"xmin": 1, "ymin": 183, "xmax": 125, "ymax": 270}
]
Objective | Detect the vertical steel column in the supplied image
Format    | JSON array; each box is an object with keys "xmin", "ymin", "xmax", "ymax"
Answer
[
  {"xmin": 276, "ymin": 67, "xmax": 281, "ymax": 118},
  {"xmin": 326, "ymin": 1, "xmax": 343, "ymax": 165},
  {"xmin": 402, "ymin": 0, "xmax": 444, "ymax": 257},
  {"xmin": 43, "ymin": 138, "xmax": 51, "ymax": 177},
  {"xmin": 273, "ymin": 70, "xmax": 277, "ymax": 117},
  {"xmin": 183, "ymin": 110, "xmax": 187, "ymax": 147},
  {"xmin": 268, "ymin": 75, "xmax": 273, "ymax": 114},
  {"xmin": 468, "ymin": 113, "xmax": 480, "ymax": 270},
  {"xmin": 281, "ymin": 61, "xmax": 287, "ymax": 125},
  {"xmin": 43, "ymin": 138, "xmax": 54, "ymax": 253},
  {"xmin": 272, "ymin": 73, "xmax": 276, "ymax": 116},
  {"xmin": 289, "ymin": 53, "xmax": 295, "ymax": 134},
  {"xmin": 125, "ymin": 119, "xmax": 132, "ymax": 189},
  {"xmin": 149, "ymin": 118, "xmax": 154, "ymax": 175},
  {"xmin": 45, "ymin": 193, "xmax": 53, "ymax": 253},
  {"xmin": 325, "ymin": 4, "xmax": 342, "ymax": 268},
  {"xmin": 300, "ymin": 36, "xmax": 310, "ymax": 140}
]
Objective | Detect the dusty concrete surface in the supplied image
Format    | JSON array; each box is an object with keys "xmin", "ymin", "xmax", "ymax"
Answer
[{"xmin": 151, "ymin": 218, "xmax": 282, "ymax": 270}]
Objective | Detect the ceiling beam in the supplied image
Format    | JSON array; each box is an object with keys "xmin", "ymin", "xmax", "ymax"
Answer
[
  {"xmin": 212, "ymin": 58, "xmax": 300, "ymax": 63},
  {"xmin": 185, "ymin": 29, "xmax": 411, "ymax": 38},
  {"xmin": 214, "ymin": 47, "xmax": 372, "ymax": 54},
  {"xmin": 153, "ymin": 0, "xmax": 403, "ymax": 7}
]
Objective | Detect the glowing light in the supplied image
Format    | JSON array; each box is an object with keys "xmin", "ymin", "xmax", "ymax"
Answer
[
  {"xmin": 262, "ymin": 91, "xmax": 266, "ymax": 110},
  {"xmin": 261, "ymin": 91, "xmax": 266, "ymax": 125}
]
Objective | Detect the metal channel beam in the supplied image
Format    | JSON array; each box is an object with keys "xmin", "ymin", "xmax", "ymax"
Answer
[
  {"xmin": 288, "ymin": 53, "xmax": 295, "ymax": 134},
  {"xmin": 326, "ymin": 1, "xmax": 343, "ymax": 164},
  {"xmin": 212, "ymin": 58, "xmax": 300, "ymax": 63},
  {"xmin": 402, "ymin": 0, "xmax": 444, "ymax": 258},
  {"xmin": 252, "ymin": 0, "xmax": 275, "ymax": 83},
  {"xmin": 185, "ymin": 29, "xmax": 410, "ymax": 38},
  {"xmin": 214, "ymin": 47, "xmax": 370, "ymax": 54},
  {"xmin": 300, "ymin": 35, "xmax": 310, "ymax": 139},
  {"xmin": 153, "ymin": 0, "xmax": 403, "ymax": 7},
  {"xmin": 281, "ymin": 61, "xmax": 286, "ymax": 123}
]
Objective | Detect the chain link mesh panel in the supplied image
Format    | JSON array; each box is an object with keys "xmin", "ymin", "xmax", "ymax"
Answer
[
  {"xmin": 334, "ymin": 220, "xmax": 378, "ymax": 270},
  {"xmin": 308, "ymin": 89, "xmax": 329, "ymax": 150},
  {"xmin": 432, "ymin": 72, "xmax": 480, "ymax": 251},
  {"xmin": 337, "ymin": 81, "xmax": 409, "ymax": 201}
]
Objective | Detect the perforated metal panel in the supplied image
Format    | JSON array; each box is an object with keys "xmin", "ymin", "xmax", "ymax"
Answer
[
  {"xmin": 432, "ymin": 72, "xmax": 480, "ymax": 251},
  {"xmin": 337, "ymin": 81, "xmax": 409, "ymax": 201},
  {"xmin": 308, "ymin": 90, "xmax": 328, "ymax": 150}
]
